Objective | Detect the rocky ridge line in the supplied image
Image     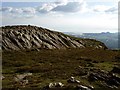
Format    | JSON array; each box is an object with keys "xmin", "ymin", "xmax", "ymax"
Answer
[{"xmin": 1, "ymin": 25, "xmax": 107, "ymax": 50}]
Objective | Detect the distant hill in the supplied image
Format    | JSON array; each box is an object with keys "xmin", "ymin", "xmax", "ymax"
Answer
[
  {"xmin": 64, "ymin": 32, "xmax": 119, "ymax": 49},
  {"xmin": 1, "ymin": 25, "xmax": 107, "ymax": 50}
]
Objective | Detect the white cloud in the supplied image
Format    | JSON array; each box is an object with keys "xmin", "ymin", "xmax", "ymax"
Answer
[
  {"xmin": 55, "ymin": 0, "xmax": 68, "ymax": 5},
  {"xmin": 22, "ymin": 7, "xmax": 36, "ymax": 14},
  {"xmin": 36, "ymin": 0, "xmax": 85, "ymax": 13},
  {"xmin": 11, "ymin": 8, "xmax": 23, "ymax": 13},
  {"xmin": 36, "ymin": 3, "xmax": 57, "ymax": 13},
  {"xmin": 36, "ymin": 0, "xmax": 69, "ymax": 13},
  {"xmin": 1, "ymin": 0, "xmax": 118, "ymax": 15},
  {"xmin": 1, "ymin": 1, "xmax": 118, "ymax": 33},
  {"xmin": 2, "ymin": 0, "xmax": 119, "ymax": 2},
  {"xmin": 105, "ymin": 7, "xmax": 118, "ymax": 14},
  {"xmin": 93, "ymin": 5, "xmax": 111, "ymax": 12},
  {"xmin": 52, "ymin": 2, "xmax": 84, "ymax": 12},
  {"xmin": 53, "ymin": 0, "xmax": 86, "ymax": 13},
  {"xmin": 93, "ymin": 5, "xmax": 118, "ymax": 14},
  {"xmin": 0, "ymin": 7, "xmax": 12, "ymax": 12},
  {"xmin": 1, "ymin": 7, "xmax": 36, "ymax": 14}
]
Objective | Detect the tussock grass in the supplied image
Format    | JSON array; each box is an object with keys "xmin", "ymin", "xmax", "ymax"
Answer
[{"xmin": 2, "ymin": 48, "xmax": 120, "ymax": 88}]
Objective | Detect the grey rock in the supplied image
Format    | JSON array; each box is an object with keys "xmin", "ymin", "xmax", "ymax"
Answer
[
  {"xmin": 1, "ymin": 75, "xmax": 5, "ymax": 80},
  {"xmin": 14, "ymin": 72, "xmax": 32, "ymax": 86},
  {"xmin": 48, "ymin": 83, "xmax": 54, "ymax": 88},
  {"xmin": 67, "ymin": 76, "xmax": 80, "ymax": 84},
  {"xmin": 88, "ymin": 85, "xmax": 94, "ymax": 90},
  {"xmin": 76, "ymin": 85, "xmax": 91, "ymax": 90},
  {"xmin": 88, "ymin": 69, "xmax": 120, "ymax": 88},
  {"xmin": 55, "ymin": 82, "xmax": 64, "ymax": 87},
  {"xmin": 48, "ymin": 82, "xmax": 64, "ymax": 88}
]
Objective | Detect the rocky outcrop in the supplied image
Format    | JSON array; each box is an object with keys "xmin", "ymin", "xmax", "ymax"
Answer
[
  {"xmin": 14, "ymin": 73, "xmax": 32, "ymax": 87},
  {"xmin": 111, "ymin": 67, "xmax": 120, "ymax": 74},
  {"xmin": 88, "ymin": 69, "xmax": 120, "ymax": 88},
  {"xmin": 1, "ymin": 25, "xmax": 107, "ymax": 50}
]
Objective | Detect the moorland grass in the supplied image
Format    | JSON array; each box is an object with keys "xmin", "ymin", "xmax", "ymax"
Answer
[{"xmin": 2, "ymin": 48, "xmax": 120, "ymax": 88}]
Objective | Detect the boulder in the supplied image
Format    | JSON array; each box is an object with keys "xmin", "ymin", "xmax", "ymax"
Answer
[
  {"xmin": 14, "ymin": 72, "xmax": 32, "ymax": 82},
  {"xmin": 67, "ymin": 76, "xmax": 80, "ymax": 84},
  {"xmin": 48, "ymin": 82, "xmax": 64, "ymax": 88},
  {"xmin": 55, "ymin": 82, "xmax": 64, "ymax": 87},
  {"xmin": 1, "ymin": 75, "xmax": 5, "ymax": 80},
  {"xmin": 48, "ymin": 83, "xmax": 54, "ymax": 88},
  {"xmin": 14, "ymin": 72, "xmax": 32, "ymax": 87}
]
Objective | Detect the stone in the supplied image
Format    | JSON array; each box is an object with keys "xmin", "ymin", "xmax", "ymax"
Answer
[
  {"xmin": 112, "ymin": 75, "xmax": 120, "ymax": 83},
  {"xmin": 87, "ymin": 69, "xmax": 120, "ymax": 88},
  {"xmin": 88, "ymin": 73, "xmax": 98, "ymax": 82},
  {"xmin": 67, "ymin": 76, "xmax": 80, "ymax": 84},
  {"xmin": 67, "ymin": 76, "xmax": 75, "ymax": 83},
  {"xmin": 75, "ymin": 80, "xmax": 80, "ymax": 84},
  {"xmin": 48, "ymin": 83, "xmax": 54, "ymax": 88},
  {"xmin": 21, "ymin": 79, "xmax": 29, "ymax": 86},
  {"xmin": 55, "ymin": 82, "xmax": 64, "ymax": 87},
  {"xmin": 111, "ymin": 67, "xmax": 120, "ymax": 74},
  {"xmin": 14, "ymin": 72, "xmax": 32, "ymax": 87},
  {"xmin": 1, "ymin": 75, "xmax": 5, "ymax": 80},
  {"xmin": 76, "ymin": 85, "xmax": 91, "ymax": 90},
  {"xmin": 48, "ymin": 82, "xmax": 64, "ymax": 88},
  {"xmin": 88, "ymin": 85, "xmax": 94, "ymax": 90}
]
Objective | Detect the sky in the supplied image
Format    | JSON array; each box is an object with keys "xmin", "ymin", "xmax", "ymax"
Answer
[{"xmin": 0, "ymin": 0, "xmax": 119, "ymax": 33}]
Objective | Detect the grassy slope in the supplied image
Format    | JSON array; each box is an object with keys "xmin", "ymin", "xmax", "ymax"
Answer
[{"xmin": 2, "ymin": 48, "xmax": 120, "ymax": 89}]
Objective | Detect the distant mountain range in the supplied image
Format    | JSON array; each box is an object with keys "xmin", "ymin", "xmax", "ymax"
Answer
[{"xmin": 64, "ymin": 32, "xmax": 119, "ymax": 50}]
